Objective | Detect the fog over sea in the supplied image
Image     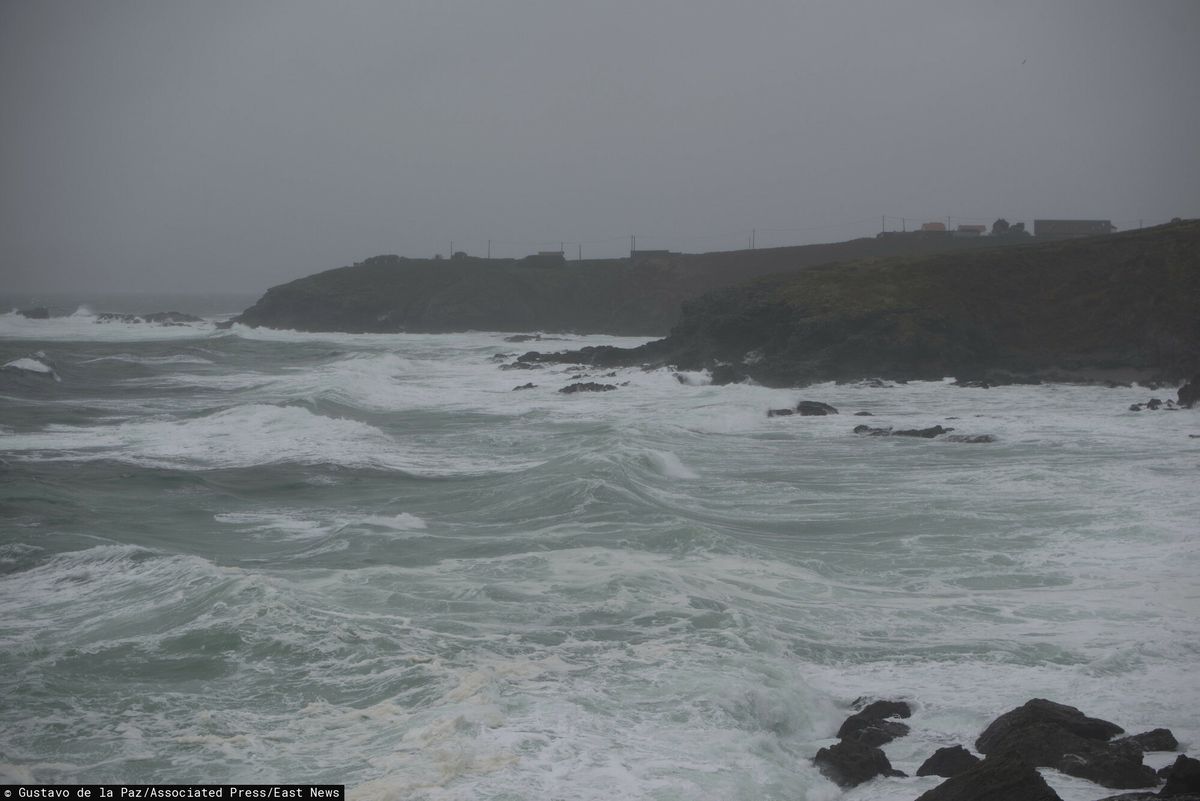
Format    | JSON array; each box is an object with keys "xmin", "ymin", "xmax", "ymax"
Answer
[{"xmin": 1, "ymin": 298, "xmax": 1197, "ymax": 800}]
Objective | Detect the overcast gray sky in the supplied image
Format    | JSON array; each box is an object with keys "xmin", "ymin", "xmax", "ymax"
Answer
[{"xmin": 2, "ymin": 0, "xmax": 1198, "ymax": 294}]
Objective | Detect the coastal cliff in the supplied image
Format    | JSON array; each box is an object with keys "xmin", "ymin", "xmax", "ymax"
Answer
[
  {"xmin": 232, "ymin": 234, "xmax": 1020, "ymax": 335},
  {"xmin": 518, "ymin": 220, "xmax": 1200, "ymax": 386}
]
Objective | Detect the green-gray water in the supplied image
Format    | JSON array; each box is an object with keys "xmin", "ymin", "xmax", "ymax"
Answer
[{"xmin": 2, "ymin": 307, "xmax": 1197, "ymax": 800}]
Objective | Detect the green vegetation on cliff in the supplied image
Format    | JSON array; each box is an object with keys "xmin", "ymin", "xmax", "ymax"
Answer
[{"xmin": 642, "ymin": 220, "xmax": 1200, "ymax": 384}]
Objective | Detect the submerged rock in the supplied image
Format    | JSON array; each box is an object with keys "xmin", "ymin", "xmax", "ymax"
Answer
[
  {"xmin": 813, "ymin": 738, "xmax": 905, "ymax": 788},
  {"xmin": 914, "ymin": 753, "xmax": 1062, "ymax": 801},
  {"xmin": 504, "ymin": 334, "xmax": 542, "ymax": 342},
  {"xmin": 944, "ymin": 434, "xmax": 997, "ymax": 443},
  {"xmin": 511, "ymin": 383, "xmax": 536, "ymax": 391},
  {"xmin": 767, "ymin": 408, "xmax": 794, "ymax": 417},
  {"xmin": 916, "ymin": 745, "xmax": 981, "ymax": 778}
]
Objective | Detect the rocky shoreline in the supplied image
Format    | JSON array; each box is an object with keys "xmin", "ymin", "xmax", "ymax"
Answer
[
  {"xmin": 513, "ymin": 221, "xmax": 1200, "ymax": 388},
  {"xmin": 814, "ymin": 696, "xmax": 1198, "ymax": 800}
]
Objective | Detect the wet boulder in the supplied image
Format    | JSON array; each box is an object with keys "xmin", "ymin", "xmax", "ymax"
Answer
[
  {"xmin": 894, "ymin": 425, "xmax": 954, "ymax": 438},
  {"xmin": 767, "ymin": 408, "xmax": 795, "ymax": 417},
  {"xmin": 511, "ymin": 383, "xmax": 536, "ymax": 391},
  {"xmin": 976, "ymin": 699, "xmax": 1124, "ymax": 754},
  {"xmin": 1118, "ymin": 728, "xmax": 1178, "ymax": 752},
  {"xmin": 1162, "ymin": 754, "xmax": 1200, "ymax": 796},
  {"xmin": 796, "ymin": 400, "xmax": 838, "ymax": 416},
  {"xmin": 975, "ymin": 699, "xmax": 1156, "ymax": 789},
  {"xmin": 836, "ymin": 699, "xmax": 913, "ymax": 746},
  {"xmin": 914, "ymin": 753, "xmax": 1062, "ymax": 801},
  {"xmin": 916, "ymin": 745, "xmax": 981, "ymax": 778},
  {"xmin": 812, "ymin": 739, "xmax": 905, "ymax": 788}
]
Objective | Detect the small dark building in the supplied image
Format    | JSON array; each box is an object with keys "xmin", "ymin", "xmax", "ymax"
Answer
[{"xmin": 1033, "ymin": 219, "xmax": 1116, "ymax": 239}]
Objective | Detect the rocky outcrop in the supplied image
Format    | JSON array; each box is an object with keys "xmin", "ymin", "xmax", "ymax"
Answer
[
  {"xmin": 813, "ymin": 739, "xmax": 905, "ymax": 788},
  {"xmin": 1119, "ymin": 728, "xmax": 1179, "ymax": 752},
  {"xmin": 914, "ymin": 753, "xmax": 1062, "ymax": 801},
  {"xmin": 17, "ymin": 306, "xmax": 50, "ymax": 319},
  {"xmin": 515, "ymin": 221, "xmax": 1200, "ymax": 386},
  {"xmin": 975, "ymin": 699, "xmax": 1156, "ymax": 789},
  {"xmin": 1162, "ymin": 755, "xmax": 1200, "ymax": 796},
  {"xmin": 836, "ymin": 700, "xmax": 912, "ymax": 746},
  {"xmin": 233, "ymin": 233, "xmax": 1025, "ymax": 335},
  {"xmin": 559, "ymin": 382, "xmax": 617, "ymax": 394},
  {"xmin": 916, "ymin": 745, "xmax": 981, "ymax": 778}
]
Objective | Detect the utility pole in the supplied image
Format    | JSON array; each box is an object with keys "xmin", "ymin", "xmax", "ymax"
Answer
[
  {"xmin": 881, "ymin": 214, "xmax": 885, "ymax": 234},
  {"xmin": 630, "ymin": 234, "xmax": 636, "ymax": 255},
  {"xmin": 578, "ymin": 243, "xmax": 582, "ymax": 262},
  {"xmin": 751, "ymin": 228, "xmax": 756, "ymax": 249},
  {"xmin": 487, "ymin": 239, "xmax": 491, "ymax": 259}
]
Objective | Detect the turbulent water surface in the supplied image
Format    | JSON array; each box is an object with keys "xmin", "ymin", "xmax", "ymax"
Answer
[{"xmin": 1, "ymin": 305, "xmax": 1197, "ymax": 800}]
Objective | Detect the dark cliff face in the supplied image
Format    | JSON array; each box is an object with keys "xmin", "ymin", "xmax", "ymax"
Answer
[
  {"xmin": 233, "ymin": 236, "xmax": 1021, "ymax": 336},
  {"xmin": 517, "ymin": 221, "xmax": 1200, "ymax": 385},
  {"xmin": 660, "ymin": 220, "xmax": 1200, "ymax": 384}
]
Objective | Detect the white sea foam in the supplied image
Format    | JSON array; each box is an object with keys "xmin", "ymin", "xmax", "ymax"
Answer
[
  {"xmin": 2, "ymin": 357, "xmax": 60, "ymax": 381},
  {"xmin": 0, "ymin": 403, "xmax": 536, "ymax": 474}
]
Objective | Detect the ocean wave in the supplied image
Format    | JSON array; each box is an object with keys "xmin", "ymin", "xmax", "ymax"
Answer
[{"xmin": 0, "ymin": 403, "xmax": 540, "ymax": 474}]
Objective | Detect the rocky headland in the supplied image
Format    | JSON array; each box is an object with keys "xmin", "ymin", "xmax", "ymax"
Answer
[
  {"xmin": 231, "ymin": 234, "xmax": 1023, "ymax": 336},
  {"xmin": 516, "ymin": 221, "xmax": 1200, "ymax": 387}
]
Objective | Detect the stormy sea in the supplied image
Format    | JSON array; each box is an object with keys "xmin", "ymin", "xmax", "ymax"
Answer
[{"xmin": 1, "ymin": 298, "xmax": 1196, "ymax": 801}]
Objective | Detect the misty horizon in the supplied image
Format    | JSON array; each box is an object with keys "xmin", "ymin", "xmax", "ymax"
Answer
[{"xmin": 3, "ymin": 1, "xmax": 1198, "ymax": 296}]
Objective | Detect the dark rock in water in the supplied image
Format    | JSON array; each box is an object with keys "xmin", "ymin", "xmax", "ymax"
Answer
[
  {"xmin": 709, "ymin": 363, "xmax": 747, "ymax": 385},
  {"xmin": 512, "ymin": 383, "xmax": 536, "ymax": 391},
  {"xmin": 917, "ymin": 745, "xmax": 981, "ymax": 778},
  {"xmin": 797, "ymin": 400, "xmax": 838, "ymax": 416},
  {"xmin": 1162, "ymin": 754, "xmax": 1200, "ymax": 796},
  {"xmin": 499, "ymin": 361, "xmax": 541, "ymax": 370},
  {"xmin": 975, "ymin": 699, "xmax": 1155, "ymax": 789},
  {"xmin": 854, "ymin": 424, "xmax": 955, "ymax": 438},
  {"xmin": 836, "ymin": 699, "xmax": 912, "ymax": 746},
  {"xmin": 1056, "ymin": 738, "xmax": 1157, "ymax": 788},
  {"xmin": 894, "ymin": 425, "xmax": 953, "ymax": 438},
  {"xmin": 1118, "ymin": 728, "xmax": 1179, "ymax": 752},
  {"xmin": 854, "ymin": 411, "xmax": 874, "ymax": 416},
  {"xmin": 976, "ymin": 699, "xmax": 1123, "ymax": 753},
  {"xmin": 838, "ymin": 718, "xmax": 909, "ymax": 747},
  {"xmin": 1130, "ymin": 397, "xmax": 1179, "ymax": 411},
  {"xmin": 953, "ymin": 379, "xmax": 993, "ymax": 389},
  {"xmin": 1179, "ymin": 375, "xmax": 1200, "ymax": 408},
  {"xmin": 767, "ymin": 408, "xmax": 794, "ymax": 417},
  {"xmin": 17, "ymin": 306, "xmax": 50, "ymax": 319},
  {"xmin": 813, "ymin": 739, "xmax": 905, "ymax": 788},
  {"xmin": 914, "ymin": 753, "xmax": 1062, "ymax": 801},
  {"xmin": 504, "ymin": 334, "xmax": 542, "ymax": 342},
  {"xmin": 944, "ymin": 434, "xmax": 997, "ymax": 443},
  {"xmin": 559, "ymin": 382, "xmax": 617, "ymax": 394}
]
